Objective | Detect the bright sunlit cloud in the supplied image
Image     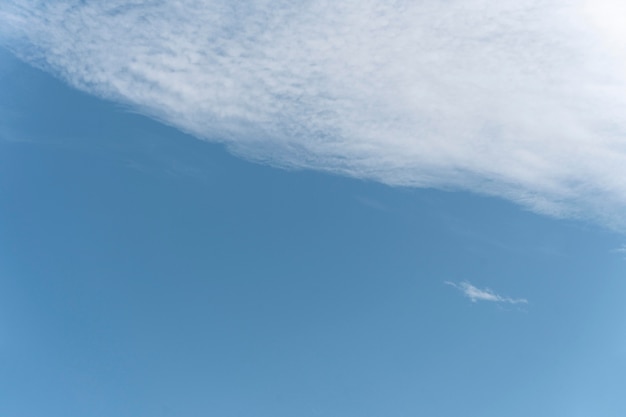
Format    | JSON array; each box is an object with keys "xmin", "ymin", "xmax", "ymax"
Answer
[
  {"xmin": 445, "ymin": 281, "xmax": 528, "ymax": 305},
  {"xmin": 2, "ymin": 1, "xmax": 626, "ymax": 228}
]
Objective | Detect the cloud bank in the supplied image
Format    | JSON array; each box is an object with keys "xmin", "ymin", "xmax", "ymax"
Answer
[
  {"xmin": 445, "ymin": 281, "xmax": 528, "ymax": 305},
  {"xmin": 2, "ymin": 1, "xmax": 626, "ymax": 227}
]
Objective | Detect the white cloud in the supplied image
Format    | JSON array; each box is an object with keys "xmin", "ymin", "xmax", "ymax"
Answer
[
  {"xmin": 445, "ymin": 281, "xmax": 528, "ymax": 305},
  {"xmin": 611, "ymin": 245, "xmax": 626, "ymax": 256},
  {"xmin": 2, "ymin": 1, "xmax": 626, "ymax": 228}
]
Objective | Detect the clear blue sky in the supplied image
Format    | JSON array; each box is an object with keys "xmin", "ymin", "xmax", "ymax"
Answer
[{"xmin": 2, "ymin": 3, "xmax": 626, "ymax": 416}]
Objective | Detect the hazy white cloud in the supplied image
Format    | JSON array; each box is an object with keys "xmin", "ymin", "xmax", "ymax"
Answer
[
  {"xmin": 445, "ymin": 281, "xmax": 528, "ymax": 305},
  {"xmin": 2, "ymin": 1, "xmax": 626, "ymax": 228},
  {"xmin": 611, "ymin": 244, "xmax": 626, "ymax": 256}
]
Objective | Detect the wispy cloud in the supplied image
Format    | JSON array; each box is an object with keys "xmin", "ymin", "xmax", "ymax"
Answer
[
  {"xmin": 2, "ymin": 1, "xmax": 626, "ymax": 228},
  {"xmin": 445, "ymin": 281, "xmax": 528, "ymax": 305},
  {"xmin": 611, "ymin": 244, "xmax": 626, "ymax": 257}
]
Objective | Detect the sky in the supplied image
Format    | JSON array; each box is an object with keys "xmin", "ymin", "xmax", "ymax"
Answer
[{"xmin": 1, "ymin": 1, "xmax": 626, "ymax": 416}]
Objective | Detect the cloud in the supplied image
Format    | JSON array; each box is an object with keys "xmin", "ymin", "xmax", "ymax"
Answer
[
  {"xmin": 611, "ymin": 244, "xmax": 626, "ymax": 257},
  {"xmin": 445, "ymin": 281, "xmax": 528, "ymax": 305},
  {"xmin": 2, "ymin": 1, "xmax": 626, "ymax": 228}
]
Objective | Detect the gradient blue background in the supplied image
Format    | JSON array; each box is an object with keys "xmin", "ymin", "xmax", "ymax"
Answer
[{"xmin": 2, "ymin": 47, "xmax": 626, "ymax": 416}]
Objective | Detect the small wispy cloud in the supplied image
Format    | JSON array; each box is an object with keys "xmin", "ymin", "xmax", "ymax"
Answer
[
  {"xmin": 445, "ymin": 281, "xmax": 528, "ymax": 305},
  {"xmin": 611, "ymin": 244, "xmax": 626, "ymax": 257}
]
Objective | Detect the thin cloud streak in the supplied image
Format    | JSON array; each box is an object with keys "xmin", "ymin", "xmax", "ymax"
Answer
[
  {"xmin": 446, "ymin": 281, "xmax": 528, "ymax": 305},
  {"xmin": 2, "ymin": 1, "xmax": 626, "ymax": 228},
  {"xmin": 611, "ymin": 244, "xmax": 626, "ymax": 258}
]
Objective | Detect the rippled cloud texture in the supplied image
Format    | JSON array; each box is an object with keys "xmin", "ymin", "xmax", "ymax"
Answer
[{"xmin": 2, "ymin": 1, "xmax": 626, "ymax": 227}]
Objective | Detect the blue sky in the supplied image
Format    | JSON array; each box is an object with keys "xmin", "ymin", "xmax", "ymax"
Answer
[{"xmin": 2, "ymin": 2, "xmax": 626, "ymax": 416}]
